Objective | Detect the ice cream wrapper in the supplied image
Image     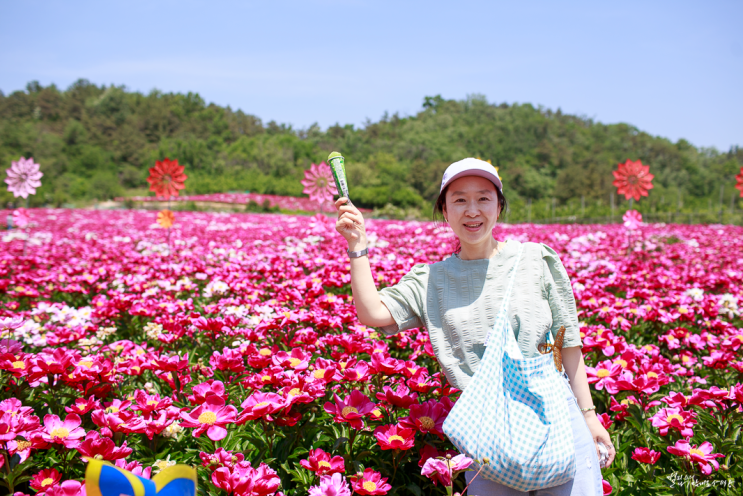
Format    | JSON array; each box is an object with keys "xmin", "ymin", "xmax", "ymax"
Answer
[{"xmin": 328, "ymin": 152, "xmax": 350, "ymax": 201}]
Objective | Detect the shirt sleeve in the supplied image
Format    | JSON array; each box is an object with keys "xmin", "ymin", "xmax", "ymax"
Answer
[
  {"xmin": 377, "ymin": 263, "xmax": 429, "ymax": 335},
  {"xmin": 541, "ymin": 244, "xmax": 583, "ymax": 348}
]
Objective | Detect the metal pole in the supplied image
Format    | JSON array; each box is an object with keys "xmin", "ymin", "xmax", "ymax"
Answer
[
  {"xmin": 581, "ymin": 195, "xmax": 585, "ymax": 218},
  {"xmin": 527, "ymin": 198, "xmax": 532, "ymax": 223},
  {"xmin": 610, "ymin": 192, "xmax": 615, "ymax": 223},
  {"xmin": 552, "ymin": 198, "xmax": 555, "ymax": 222},
  {"xmin": 720, "ymin": 185, "xmax": 724, "ymax": 224}
]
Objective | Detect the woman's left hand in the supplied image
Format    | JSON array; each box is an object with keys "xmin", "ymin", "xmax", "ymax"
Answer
[{"xmin": 584, "ymin": 415, "xmax": 615, "ymax": 467}]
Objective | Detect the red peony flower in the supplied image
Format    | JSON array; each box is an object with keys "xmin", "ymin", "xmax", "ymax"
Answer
[
  {"xmin": 237, "ymin": 392, "xmax": 286, "ymax": 423},
  {"xmin": 76, "ymin": 430, "xmax": 132, "ymax": 460},
  {"xmin": 631, "ymin": 447, "xmax": 661, "ymax": 464},
  {"xmin": 147, "ymin": 158, "xmax": 187, "ymax": 199},
  {"xmin": 613, "ymin": 159, "xmax": 654, "ymax": 201}
]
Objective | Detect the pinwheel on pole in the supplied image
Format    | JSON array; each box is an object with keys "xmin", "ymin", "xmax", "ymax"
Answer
[
  {"xmin": 301, "ymin": 162, "xmax": 338, "ymax": 214},
  {"xmin": 735, "ymin": 166, "xmax": 743, "ymax": 198},
  {"xmin": 613, "ymin": 159, "xmax": 654, "ymax": 255},
  {"xmin": 147, "ymin": 158, "xmax": 187, "ymax": 257},
  {"xmin": 5, "ymin": 157, "xmax": 43, "ymax": 256}
]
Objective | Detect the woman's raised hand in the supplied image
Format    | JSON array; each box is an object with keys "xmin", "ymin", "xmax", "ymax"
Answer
[{"xmin": 335, "ymin": 198, "xmax": 367, "ymax": 249}]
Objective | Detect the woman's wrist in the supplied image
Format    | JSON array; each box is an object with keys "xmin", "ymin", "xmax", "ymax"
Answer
[{"xmin": 348, "ymin": 238, "xmax": 368, "ymax": 252}]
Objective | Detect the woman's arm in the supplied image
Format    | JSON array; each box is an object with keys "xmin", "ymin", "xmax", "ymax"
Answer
[
  {"xmin": 335, "ymin": 198, "xmax": 395, "ymax": 328},
  {"xmin": 563, "ymin": 346, "xmax": 616, "ymax": 467}
]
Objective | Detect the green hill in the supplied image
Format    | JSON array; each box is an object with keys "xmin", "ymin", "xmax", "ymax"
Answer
[{"xmin": 1, "ymin": 80, "xmax": 741, "ymax": 219}]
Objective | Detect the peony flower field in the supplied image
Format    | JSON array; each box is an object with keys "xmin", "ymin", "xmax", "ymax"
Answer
[{"xmin": 1, "ymin": 208, "xmax": 742, "ymax": 496}]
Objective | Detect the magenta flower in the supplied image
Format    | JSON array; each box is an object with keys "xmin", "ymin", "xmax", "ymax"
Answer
[
  {"xmin": 667, "ymin": 440, "xmax": 724, "ymax": 475},
  {"xmin": 623, "ymin": 210, "xmax": 642, "ymax": 230},
  {"xmin": 351, "ymin": 468, "xmax": 391, "ymax": 495},
  {"xmin": 41, "ymin": 413, "xmax": 86, "ymax": 448},
  {"xmin": 309, "ymin": 473, "xmax": 352, "ymax": 496},
  {"xmin": 650, "ymin": 407, "xmax": 696, "ymax": 437},
  {"xmin": 180, "ymin": 396, "xmax": 237, "ymax": 441},
  {"xmin": 374, "ymin": 424, "xmax": 415, "ymax": 451},
  {"xmin": 631, "ymin": 447, "xmax": 661, "ymax": 464},
  {"xmin": 12, "ymin": 208, "xmax": 30, "ymax": 228},
  {"xmin": 421, "ymin": 454, "xmax": 473, "ymax": 487},
  {"xmin": 301, "ymin": 162, "xmax": 337, "ymax": 208},
  {"xmin": 237, "ymin": 392, "xmax": 286, "ymax": 423},
  {"xmin": 5, "ymin": 157, "xmax": 43, "ymax": 199},
  {"xmin": 300, "ymin": 448, "xmax": 345, "ymax": 476},
  {"xmin": 323, "ymin": 391, "xmax": 376, "ymax": 430},
  {"xmin": 76, "ymin": 430, "xmax": 132, "ymax": 460}
]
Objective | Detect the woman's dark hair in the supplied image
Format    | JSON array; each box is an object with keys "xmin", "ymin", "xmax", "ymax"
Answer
[{"xmin": 432, "ymin": 182, "xmax": 508, "ymax": 254}]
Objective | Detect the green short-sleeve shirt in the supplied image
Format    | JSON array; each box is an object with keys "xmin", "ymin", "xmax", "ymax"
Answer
[{"xmin": 377, "ymin": 239, "xmax": 582, "ymax": 391}]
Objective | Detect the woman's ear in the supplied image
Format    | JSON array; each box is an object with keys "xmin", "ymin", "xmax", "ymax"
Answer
[{"xmin": 442, "ymin": 204, "xmax": 448, "ymax": 223}]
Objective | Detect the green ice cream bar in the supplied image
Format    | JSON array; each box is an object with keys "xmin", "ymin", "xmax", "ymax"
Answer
[{"xmin": 327, "ymin": 151, "xmax": 350, "ymax": 201}]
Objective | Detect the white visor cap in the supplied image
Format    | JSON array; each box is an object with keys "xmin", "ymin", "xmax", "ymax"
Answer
[{"xmin": 440, "ymin": 157, "xmax": 502, "ymax": 194}]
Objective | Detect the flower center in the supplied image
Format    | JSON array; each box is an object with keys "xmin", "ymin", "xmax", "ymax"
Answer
[
  {"xmin": 318, "ymin": 461, "xmax": 332, "ymax": 469},
  {"xmin": 313, "ymin": 369, "xmax": 326, "ymax": 379},
  {"xmin": 254, "ymin": 401, "xmax": 270, "ymax": 409},
  {"xmin": 666, "ymin": 414, "xmax": 684, "ymax": 423},
  {"xmin": 646, "ymin": 372, "xmax": 658, "ymax": 378},
  {"xmin": 388, "ymin": 435, "xmax": 404, "ymax": 443},
  {"xmin": 288, "ymin": 388, "xmax": 301, "ymax": 397},
  {"xmin": 596, "ymin": 369, "xmax": 611, "ymax": 378},
  {"xmin": 78, "ymin": 361, "xmax": 93, "ymax": 368},
  {"xmin": 16, "ymin": 440, "xmax": 31, "ymax": 450},
  {"xmin": 11, "ymin": 360, "xmax": 25, "ymax": 369},
  {"xmin": 262, "ymin": 376, "xmax": 272, "ymax": 382},
  {"xmin": 288, "ymin": 358, "xmax": 302, "ymax": 367},
  {"xmin": 689, "ymin": 448, "xmax": 704, "ymax": 456},
  {"xmin": 259, "ymin": 348, "xmax": 272, "ymax": 356},
  {"xmin": 51, "ymin": 427, "xmax": 70, "ymax": 438},
  {"xmin": 341, "ymin": 406, "xmax": 358, "ymax": 417},
  {"xmin": 362, "ymin": 481, "xmax": 378, "ymax": 492},
  {"xmin": 198, "ymin": 411, "xmax": 217, "ymax": 425},
  {"xmin": 41, "ymin": 478, "xmax": 55, "ymax": 487},
  {"xmin": 148, "ymin": 400, "xmax": 159, "ymax": 406},
  {"xmin": 419, "ymin": 416, "xmax": 435, "ymax": 430}
]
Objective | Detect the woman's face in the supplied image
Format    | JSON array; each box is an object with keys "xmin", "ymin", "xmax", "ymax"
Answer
[{"xmin": 443, "ymin": 175, "xmax": 501, "ymax": 247}]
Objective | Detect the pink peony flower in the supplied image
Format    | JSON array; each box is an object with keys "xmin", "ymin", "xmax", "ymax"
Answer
[
  {"xmin": 309, "ymin": 473, "xmax": 352, "ymax": 496},
  {"xmin": 350, "ymin": 468, "xmax": 391, "ymax": 495},
  {"xmin": 650, "ymin": 407, "xmax": 696, "ymax": 437},
  {"xmin": 180, "ymin": 396, "xmax": 237, "ymax": 441},
  {"xmin": 375, "ymin": 384, "xmax": 418, "ymax": 409},
  {"xmin": 323, "ymin": 391, "xmax": 376, "ymax": 430},
  {"xmin": 300, "ymin": 448, "xmax": 345, "ymax": 476},
  {"xmin": 398, "ymin": 399, "xmax": 448, "ymax": 439},
  {"xmin": 667, "ymin": 440, "xmax": 724, "ymax": 475},
  {"xmin": 5, "ymin": 157, "xmax": 43, "ymax": 199},
  {"xmin": 373, "ymin": 424, "xmax": 415, "ymax": 451},
  {"xmin": 30, "ymin": 468, "xmax": 62, "ymax": 492},
  {"xmin": 211, "ymin": 460, "xmax": 281, "ymax": 495},
  {"xmin": 41, "ymin": 414, "xmax": 86, "ymax": 449},
  {"xmin": 237, "ymin": 392, "xmax": 286, "ymax": 423}
]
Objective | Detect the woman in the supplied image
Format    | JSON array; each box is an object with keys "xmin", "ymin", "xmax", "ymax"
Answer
[{"xmin": 335, "ymin": 158, "xmax": 614, "ymax": 495}]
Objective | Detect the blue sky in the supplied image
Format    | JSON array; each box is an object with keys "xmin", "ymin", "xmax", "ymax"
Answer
[{"xmin": 1, "ymin": 0, "xmax": 741, "ymax": 150}]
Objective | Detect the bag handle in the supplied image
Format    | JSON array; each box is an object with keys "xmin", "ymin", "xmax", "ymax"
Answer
[{"xmin": 484, "ymin": 243, "xmax": 523, "ymax": 348}]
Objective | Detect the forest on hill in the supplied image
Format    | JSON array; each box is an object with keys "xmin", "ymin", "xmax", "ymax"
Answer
[{"xmin": 1, "ymin": 80, "xmax": 741, "ymax": 217}]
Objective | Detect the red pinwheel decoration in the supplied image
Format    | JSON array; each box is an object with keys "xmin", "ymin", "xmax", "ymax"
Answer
[
  {"xmin": 613, "ymin": 159, "xmax": 654, "ymax": 201},
  {"xmin": 736, "ymin": 166, "xmax": 743, "ymax": 198},
  {"xmin": 147, "ymin": 158, "xmax": 187, "ymax": 199}
]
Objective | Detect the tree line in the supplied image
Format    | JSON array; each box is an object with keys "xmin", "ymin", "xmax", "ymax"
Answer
[{"xmin": 1, "ymin": 80, "xmax": 741, "ymax": 212}]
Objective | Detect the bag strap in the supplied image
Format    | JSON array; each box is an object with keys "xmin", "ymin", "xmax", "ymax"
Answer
[{"xmin": 501, "ymin": 243, "xmax": 523, "ymax": 312}]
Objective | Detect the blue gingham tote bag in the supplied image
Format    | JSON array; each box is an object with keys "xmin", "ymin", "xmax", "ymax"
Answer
[{"xmin": 442, "ymin": 245, "xmax": 576, "ymax": 491}]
